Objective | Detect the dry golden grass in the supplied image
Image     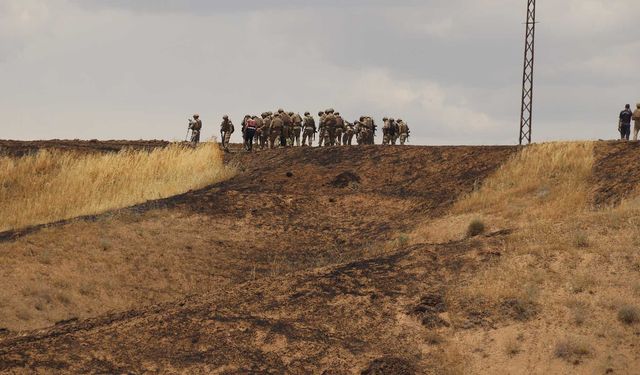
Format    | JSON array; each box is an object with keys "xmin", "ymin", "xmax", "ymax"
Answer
[
  {"xmin": 0, "ymin": 143, "xmax": 233, "ymax": 232},
  {"xmin": 422, "ymin": 142, "xmax": 640, "ymax": 372}
]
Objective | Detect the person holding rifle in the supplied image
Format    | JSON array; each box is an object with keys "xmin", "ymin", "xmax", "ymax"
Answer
[
  {"xmin": 220, "ymin": 115, "xmax": 234, "ymax": 152},
  {"xmin": 188, "ymin": 114, "xmax": 202, "ymax": 144}
]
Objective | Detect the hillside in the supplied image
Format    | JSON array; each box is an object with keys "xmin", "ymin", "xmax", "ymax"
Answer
[{"xmin": 0, "ymin": 142, "xmax": 639, "ymax": 374}]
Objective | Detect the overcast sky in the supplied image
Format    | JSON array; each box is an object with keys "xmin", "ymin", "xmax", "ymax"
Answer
[{"xmin": 0, "ymin": 0, "xmax": 637, "ymax": 145}]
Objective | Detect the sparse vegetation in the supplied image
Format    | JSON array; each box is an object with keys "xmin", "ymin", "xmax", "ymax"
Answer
[
  {"xmin": 396, "ymin": 234, "xmax": 410, "ymax": 247},
  {"xmin": 572, "ymin": 231, "xmax": 590, "ymax": 248},
  {"xmin": 425, "ymin": 331, "xmax": 444, "ymax": 345},
  {"xmin": 466, "ymin": 219, "xmax": 486, "ymax": 237},
  {"xmin": 554, "ymin": 336, "xmax": 592, "ymax": 362},
  {"xmin": 504, "ymin": 336, "xmax": 521, "ymax": 357},
  {"xmin": 617, "ymin": 305, "xmax": 640, "ymax": 325},
  {"xmin": 0, "ymin": 143, "xmax": 233, "ymax": 232}
]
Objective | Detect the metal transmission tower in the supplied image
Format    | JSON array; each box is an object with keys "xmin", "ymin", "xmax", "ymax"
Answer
[{"xmin": 519, "ymin": 0, "xmax": 537, "ymax": 145}]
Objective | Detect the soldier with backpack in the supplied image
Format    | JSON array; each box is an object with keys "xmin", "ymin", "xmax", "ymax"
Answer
[
  {"xmin": 302, "ymin": 112, "xmax": 316, "ymax": 146},
  {"xmin": 397, "ymin": 119, "xmax": 410, "ymax": 145},
  {"xmin": 220, "ymin": 115, "xmax": 234, "ymax": 151},
  {"xmin": 291, "ymin": 112, "xmax": 303, "ymax": 147},
  {"xmin": 188, "ymin": 114, "xmax": 202, "ymax": 144}
]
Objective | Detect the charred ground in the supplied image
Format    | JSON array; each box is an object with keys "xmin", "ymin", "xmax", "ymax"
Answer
[{"xmin": 0, "ymin": 141, "xmax": 638, "ymax": 374}]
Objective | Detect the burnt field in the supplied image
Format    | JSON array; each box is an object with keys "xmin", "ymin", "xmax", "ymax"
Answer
[{"xmin": 0, "ymin": 141, "xmax": 639, "ymax": 374}]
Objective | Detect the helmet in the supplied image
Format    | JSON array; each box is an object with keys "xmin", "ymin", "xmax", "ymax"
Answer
[
  {"xmin": 625, "ymin": 104, "xmax": 631, "ymax": 109},
  {"xmin": 389, "ymin": 118, "xmax": 395, "ymax": 122},
  {"xmin": 637, "ymin": 103, "xmax": 640, "ymax": 108},
  {"xmin": 329, "ymin": 108, "xmax": 335, "ymax": 113},
  {"xmin": 397, "ymin": 119, "xmax": 403, "ymax": 122},
  {"xmin": 268, "ymin": 111, "xmax": 273, "ymax": 116},
  {"xmin": 304, "ymin": 112, "xmax": 310, "ymax": 116},
  {"xmin": 382, "ymin": 117, "xmax": 388, "ymax": 121},
  {"xmin": 359, "ymin": 116, "xmax": 365, "ymax": 122},
  {"xmin": 245, "ymin": 114, "xmax": 251, "ymax": 119},
  {"xmin": 278, "ymin": 108, "xmax": 284, "ymax": 113},
  {"xmin": 288, "ymin": 112, "xmax": 294, "ymax": 116},
  {"xmin": 318, "ymin": 111, "xmax": 324, "ymax": 116},
  {"xmin": 223, "ymin": 115, "xmax": 228, "ymax": 120},
  {"xmin": 193, "ymin": 114, "xmax": 200, "ymax": 118},
  {"xmin": 335, "ymin": 112, "xmax": 340, "ymax": 116}
]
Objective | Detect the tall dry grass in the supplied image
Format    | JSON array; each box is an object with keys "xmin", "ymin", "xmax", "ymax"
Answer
[
  {"xmin": 0, "ymin": 143, "xmax": 233, "ymax": 232},
  {"xmin": 454, "ymin": 142, "xmax": 595, "ymax": 220}
]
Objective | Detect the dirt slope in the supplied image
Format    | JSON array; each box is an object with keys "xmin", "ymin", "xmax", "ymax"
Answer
[
  {"xmin": 592, "ymin": 141, "xmax": 640, "ymax": 206},
  {"xmin": 0, "ymin": 144, "xmax": 518, "ymax": 373}
]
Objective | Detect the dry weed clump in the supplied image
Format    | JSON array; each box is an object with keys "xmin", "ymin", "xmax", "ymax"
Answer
[
  {"xmin": 554, "ymin": 336, "xmax": 592, "ymax": 362},
  {"xmin": 466, "ymin": 219, "xmax": 486, "ymax": 237},
  {"xmin": 0, "ymin": 143, "xmax": 233, "ymax": 231},
  {"xmin": 617, "ymin": 305, "xmax": 640, "ymax": 325}
]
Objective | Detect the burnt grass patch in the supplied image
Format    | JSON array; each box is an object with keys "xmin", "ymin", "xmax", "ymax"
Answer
[{"xmin": 410, "ymin": 293, "xmax": 450, "ymax": 328}]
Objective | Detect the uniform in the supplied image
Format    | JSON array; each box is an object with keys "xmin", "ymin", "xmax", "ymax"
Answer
[
  {"xmin": 633, "ymin": 104, "xmax": 640, "ymax": 141},
  {"xmin": 334, "ymin": 114, "xmax": 344, "ymax": 146},
  {"xmin": 317, "ymin": 112, "xmax": 327, "ymax": 147},
  {"xmin": 220, "ymin": 117, "xmax": 234, "ymax": 150},
  {"xmin": 292, "ymin": 113, "xmax": 303, "ymax": 147},
  {"xmin": 270, "ymin": 114, "xmax": 284, "ymax": 148},
  {"xmin": 398, "ymin": 120, "xmax": 410, "ymax": 145},
  {"xmin": 324, "ymin": 111, "xmax": 337, "ymax": 146},
  {"xmin": 279, "ymin": 111, "xmax": 292, "ymax": 147},
  {"xmin": 302, "ymin": 113, "xmax": 316, "ymax": 146},
  {"xmin": 189, "ymin": 116, "xmax": 202, "ymax": 144},
  {"xmin": 343, "ymin": 122, "xmax": 355, "ymax": 145}
]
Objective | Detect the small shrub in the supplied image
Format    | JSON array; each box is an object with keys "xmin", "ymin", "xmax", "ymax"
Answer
[
  {"xmin": 572, "ymin": 232, "xmax": 589, "ymax": 248},
  {"xmin": 572, "ymin": 304, "xmax": 589, "ymax": 326},
  {"xmin": 396, "ymin": 234, "xmax": 410, "ymax": 248},
  {"xmin": 100, "ymin": 238, "xmax": 112, "ymax": 251},
  {"xmin": 617, "ymin": 305, "xmax": 640, "ymax": 325},
  {"xmin": 504, "ymin": 336, "xmax": 521, "ymax": 357},
  {"xmin": 425, "ymin": 331, "xmax": 444, "ymax": 345},
  {"xmin": 466, "ymin": 219, "xmax": 486, "ymax": 238},
  {"xmin": 568, "ymin": 274, "xmax": 595, "ymax": 294},
  {"xmin": 554, "ymin": 336, "xmax": 592, "ymax": 362}
]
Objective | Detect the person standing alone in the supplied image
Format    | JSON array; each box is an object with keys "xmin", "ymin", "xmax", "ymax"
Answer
[
  {"xmin": 189, "ymin": 114, "xmax": 202, "ymax": 144},
  {"xmin": 633, "ymin": 104, "xmax": 640, "ymax": 141},
  {"xmin": 619, "ymin": 104, "xmax": 633, "ymax": 141}
]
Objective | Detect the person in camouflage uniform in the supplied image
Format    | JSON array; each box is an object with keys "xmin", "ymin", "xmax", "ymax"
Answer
[
  {"xmin": 397, "ymin": 119, "xmax": 410, "ymax": 145},
  {"xmin": 324, "ymin": 109, "xmax": 337, "ymax": 146},
  {"xmin": 317, "ymin": 111, "xmax": 327, "ymax": 147},
  {"xmin": 188, "ymin": 114, "xmax": 202, "ymax": 144},
  {"xmin": 334, "ymin": 112, "xmax": 344, "ymax": 146},
  {"xmin": 220, "ymin": 115, "xmax": 234, "ymax": 151},
  {"xmin": 343, "ymin": 121, "xmax": 355, "ymax": 146},
  {"xmin": 278, "ymin": 109, "xmax": 292, "ymax": 147},
  {"xmin": 269, "ymin": 112, "xmax": 284, "ymax": 148},
  {"xmin": 291, "ymin": 112, "xmax": 303, "ymax": 147},
  {"xmin": 258, "ymin": 112, "xmax": 271, "ymax": 149},
  {"xmin": 302, "ymin": 112, "xmax": 316, "ymax": 146},
  {"xmin": 241, "ymin": 115, "xmax": 252, "ymax": 150},
  {"xmin": 364, "ymin": 116, "xmax": 376, "ymax": 145},
  {"xmin": 390, "ymin": 118, "xmax": 400, "ymax": 145}
]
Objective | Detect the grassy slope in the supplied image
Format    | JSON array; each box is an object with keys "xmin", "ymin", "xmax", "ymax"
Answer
[
  {"xmin": 0, "ymin": 143, "xmax": 232, "ymax": 232},
  {"xmin": 410, "ymin": 142, "xmax": 640, "ymax": 374}
]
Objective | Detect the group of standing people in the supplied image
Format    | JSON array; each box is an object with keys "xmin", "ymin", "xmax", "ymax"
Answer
[
  {"xmin": 618, "ymin": 103, "xmax": 640, "ymax": 141},
  {"xmin": 196, "ymin": 109, "xmax": 410, "ymax": 151}
]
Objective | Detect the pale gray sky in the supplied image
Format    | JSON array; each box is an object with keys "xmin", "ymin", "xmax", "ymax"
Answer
[{"xmin": 0, "ymin": 0, "xmax": 637, "ymax": 145}]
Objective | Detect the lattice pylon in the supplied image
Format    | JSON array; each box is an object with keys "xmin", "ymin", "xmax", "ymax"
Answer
[{"xmin": 519, "ymin": 0, "xmax": 536, "ymax": 145}]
